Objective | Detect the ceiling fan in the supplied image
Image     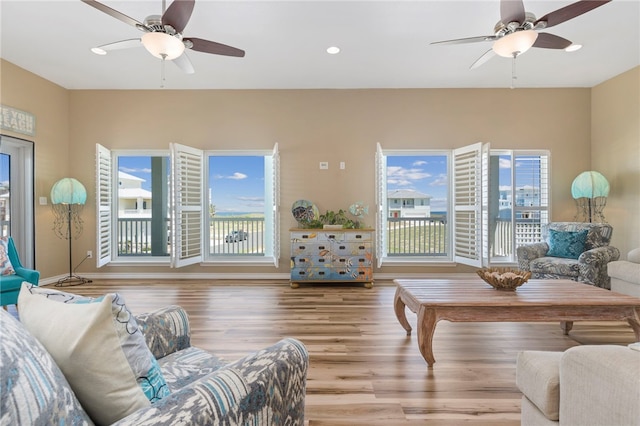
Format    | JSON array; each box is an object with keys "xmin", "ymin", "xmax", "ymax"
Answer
[
  {"xmin": 81, "ymin": 0, "xmax": 245, "ymax": 74},
  {"xmin": 432, "ymin": 0, "xmax": 611, "ymax": 69}
]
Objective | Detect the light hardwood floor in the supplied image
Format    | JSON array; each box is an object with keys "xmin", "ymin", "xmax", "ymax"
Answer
[{"xmin": 51, "ymin": 279, "xmax": 636, "ymax": 425}]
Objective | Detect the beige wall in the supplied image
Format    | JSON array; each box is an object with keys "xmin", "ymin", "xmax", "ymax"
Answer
[
  {"xmin": 6, "ymin": 58, "xmax": 637, "ymax": 280},
  {"xmin": 591, "ymin": 66, "xmax": 640, "ymax": 258},
  {"xmin": 0, "ymin": 60, "xmax": 70, "ymax": 277}
]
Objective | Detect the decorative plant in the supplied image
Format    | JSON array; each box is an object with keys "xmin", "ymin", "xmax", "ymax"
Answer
[{"xmin": 302, "ymin": 208, "xmax": 363, "ymax": 229}]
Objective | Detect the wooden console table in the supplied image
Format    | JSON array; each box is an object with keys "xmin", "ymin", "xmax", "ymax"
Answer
[{"xmin": 394, "ymin": 278, "xmax": 640, "ymax": 366}]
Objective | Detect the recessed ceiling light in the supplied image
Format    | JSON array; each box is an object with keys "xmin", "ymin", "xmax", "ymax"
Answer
[
  {"xmin": 91, "ymin": 47, "xmax": 107, "ymax": 55},
  {"xmin": 565, "ymin": 44, "xmax": 582, "ymax": 52},
  {"xmin": 326, "ymin": 46, "xmax": 340, "ymax": 55}
]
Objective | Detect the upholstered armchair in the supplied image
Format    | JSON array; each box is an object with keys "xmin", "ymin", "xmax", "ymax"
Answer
[
  {"xmin": 0, "ymin": 236, "xmax": 40, "ymax": 307},
  {"xmin": 517, "ymin": 222, "xmax": 620, "ymax": 289}
]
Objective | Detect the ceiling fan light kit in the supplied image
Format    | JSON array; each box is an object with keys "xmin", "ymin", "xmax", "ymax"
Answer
[
  {"xmin": 492, "ymin": 30, "xmax": 537, "ymax": 58},
  {"xmin": 141, "ymin": 32, "xmax": 185, "ymax": 60}
]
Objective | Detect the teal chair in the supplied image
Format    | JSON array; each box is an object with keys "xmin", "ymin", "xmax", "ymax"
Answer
[{"xmin": 1, "ymin": 237, "xmax": 39, "ymax": 307}]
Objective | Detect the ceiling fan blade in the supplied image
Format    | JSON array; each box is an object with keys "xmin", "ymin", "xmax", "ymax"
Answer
[
  {"xmin": 186, "ymin": 38, "xmax": 245, "ymax": 57},
  {"xmin": 81, "ymin": 0, "xmax": 144, "ymax": 29},
  {"xmin": 501, "ymin": 0, "xmax": 526, "ymax": 24},
  {"xmin": 431, "ymin": 35, "xmax": 497, "ymax": 46},
  {"xmin": 162, "ymin": 0, "xmax": 195, "ymax": 34},
  {"xmin": 533, "ymin": 33, "xmax": 572, "ymax": 49},
  {"xmin": 173, "ymin": 52, "xmax": 195, "ymax": 74},
  {"xmin": 535, "ymin": 0, "xmax": 611, "ymax": 29},
  {"xmin": 470, "ymin": 49, "xmax": 496, "ymax": 70},
  {"xmin": 94, "ymin": 38, "xmax": 142, "ymax": 52}
]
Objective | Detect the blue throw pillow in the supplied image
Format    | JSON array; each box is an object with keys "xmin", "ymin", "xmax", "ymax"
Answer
[{"xmin": 547, "ymin": 229, "xmax": 589, "ymax": 259}]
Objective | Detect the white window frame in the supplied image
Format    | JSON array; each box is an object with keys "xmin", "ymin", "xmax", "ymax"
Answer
[
  {"xmin": 0, "ymin": 135, "xmax": 35, "ymax": 267},
  {"xmin": 376, "ymin": 143, "xmax": 453, "ymax": 266},
  {"xmin": 96, "ymin": 145, "xmax": 172, "ymax": 266},
  {"xmin": 376, "ymin": 142, "xmax": 550, "ymax": 267},
  {"xmin": 96, "ymin": 143, "xmax": 280, "ymax": 268},
  {"xmin": 489, "ymin": 149, "xmax": 551, "ymax": 264},
  {"xmin": 203, "ymin": 144, "xmax": 280, "ymax": 267}
]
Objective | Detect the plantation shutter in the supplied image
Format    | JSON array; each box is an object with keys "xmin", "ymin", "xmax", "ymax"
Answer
[
  {"xmin": 480, "ymin": 142, "xmax": 491, "ymax": 267},
  {"xmin": 271, "ymin": 143, "xmax": 280, "ymax": 267},
  {"xmin": 375, "ymin": 143, "xmax": 387, "ymax": 268},
  {"xmin": 95, "ymin": 144, "xmax": 112, "ymax": 268},
  {"xmin": 170, "ymin": 143, "xmax": 204, "ymax": 268},
  {"xmin": 453, "ymin": 142, "xmax": 487, "ymax": 267}
]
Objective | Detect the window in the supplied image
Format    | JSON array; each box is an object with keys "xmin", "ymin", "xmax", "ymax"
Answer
[
  {"xmin": 488, "ymin": 150, "xmax": 550, "ymax": 263},
  {"xmin": 376, "ymin": 143, "xmax": 449, "ymax": 266},
  {"xmin": 0, "ymin": 135, "xmax": 35, "ymax": 267},
  {"xmin": 376, "ymin": 143, "xmax": 550, "ymax": 267},
  {"xmin": 96, "ymin": 143, "xmax": 279, "ymax": 268}
]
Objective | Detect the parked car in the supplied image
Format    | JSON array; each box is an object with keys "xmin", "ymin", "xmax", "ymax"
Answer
[{"xmin": 225, "ymin": 230, "xmax": 247, "ymax": 243}]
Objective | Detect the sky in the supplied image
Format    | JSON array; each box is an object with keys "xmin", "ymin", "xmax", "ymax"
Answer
[
  {"xmin": 0, "ymin": 154, "xmax": 8, "ymax": 185},
  {"xmin": 117, "ymin": 152, "xmax": 538, "ymax": 216},
  {"xmin": 118, "ymin": 155, "xmax": 265, "ymax": 214},
  {"xmin": 385, "ymin": 154, "xmax": 541, "ymax": 212},
  {"xmin": 386, "ymin": 155, "xmax": 449, "ymax": 212}
]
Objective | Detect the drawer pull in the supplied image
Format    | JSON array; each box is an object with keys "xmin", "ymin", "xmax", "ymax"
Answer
[
  {"xmin": 355, "ymin": 235, "xmax": 362, "ymax": 239},
  {"xmin": 339, "ymin": 271, "xmax": 347, "ymax": 275},
  {"xmin": 319, "ymin": 259, "xmax": 325, "ymax": 263},
  {"xmin": 328, "ymin": 234, "xmax": 336, "ymax": 239},
  {"xmin": 319, "ymin": 245, "xmax": 326, "ymax": 250},
  {"xmin": 339, "ymin": 245, "xmax": 346, "ymax": 249},
  {"xmin": 359, "ymin": 246, "xmax": 365, "ymax": 250},
  {"xmin": 319, "ymin": 271, "xmax": 325, "ymax": 276},
  {"xmin": 300, "ymin": 259, "xmax": 306, "ymax": 263},
  {"xmin": 339, "ymin": 259, "xmax": 346, "ymax": 263}
]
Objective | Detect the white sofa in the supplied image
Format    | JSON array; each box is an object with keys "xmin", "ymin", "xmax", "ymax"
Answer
[
  {"xmin": 608, "ymin": 248, "xmax": 640, "ymax": 297},
  {"xmin": 516, "ymin": 345, "xmax": 640, "ymax": 426}
]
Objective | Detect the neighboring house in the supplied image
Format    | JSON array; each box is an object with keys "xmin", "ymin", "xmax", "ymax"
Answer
[
  {"xmin": 387, "ymin": 189, "xmax": 431, "ymax": 218},
  {"xmin": 497, "ymin": 186, "xmax": 542, "ymax": 220},
  {"xmin": 118, "ymin": 171, "xmax": 152, "ymax": 218}
]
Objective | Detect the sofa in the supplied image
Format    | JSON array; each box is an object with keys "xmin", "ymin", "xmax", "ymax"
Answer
[
  {"xmin": 516, "ymin": 345, "xmax": 640, "ymax": 426},
  {"xmin": 0, "ymin": 299, "xmax": 309, "ymax": 425},
  {"xmin": 608, "ymin": 248, "xmax": 640, "ymax": 297},
  {"xmin": 517, "ymin": 222, "xmax": 620, "ymax": 289}
]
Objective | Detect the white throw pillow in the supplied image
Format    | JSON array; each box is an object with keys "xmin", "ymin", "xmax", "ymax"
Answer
[
  {"xmin": 18, "ymin": 283, "xmax": 170, "ymax": 425},
  {"xmin": 627, "ymin": 248, "xmax": 640, "ymax": 264},
  {"xmin": 0, "ymin": 237, "xmax": 15, "ymax": 275}
]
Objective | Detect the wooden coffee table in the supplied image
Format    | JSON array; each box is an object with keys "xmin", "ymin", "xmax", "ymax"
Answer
[{"xmin": 394, "ymin": 278, "xmax": 640, "ymax": 366}]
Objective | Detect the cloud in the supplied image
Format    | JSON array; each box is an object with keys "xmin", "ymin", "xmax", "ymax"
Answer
[
  {"xmin": 120, "ymin": 167, "xmax": 151, "ymax": 173},
  {"xmin": 499, "ymin": 158, "xmax": 511, "ymax": 169},
  {"xmin": 413, "ymin": 160, "xmax": 427, "ymax": 166},
  {"xmin": 237, "ymin": 196, "xmax": 263, "ymax": 202},
  {"xmin": 214, "ymin": 172, "xmax": 248, "ymax": 180},
  {"xmin": 387, "ymin": 166, "xmax": 432, "ymax": 187},
  {"xmin": 430, "ymin": 174, "xmax": 448, "ymax": 186}
]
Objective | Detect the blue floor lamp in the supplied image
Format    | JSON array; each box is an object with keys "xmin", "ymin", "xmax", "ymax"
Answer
[{"xmin": 51, "ymin": 178, "xmax": 92, "ymax": 286}]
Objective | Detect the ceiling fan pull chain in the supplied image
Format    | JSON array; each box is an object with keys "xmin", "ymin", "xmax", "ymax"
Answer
[
  {"xmin": 511, "ymin": 54, "xmax": 518, "ymax": 89},
  {"xmin": 160, "ymin": 55, "xmax": 166, "ymax": 88}
]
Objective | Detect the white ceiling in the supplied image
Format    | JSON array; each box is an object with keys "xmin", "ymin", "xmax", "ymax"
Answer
[{"xmin": 1, "ymin": 0, "xmax": 638, "ymax": 90}]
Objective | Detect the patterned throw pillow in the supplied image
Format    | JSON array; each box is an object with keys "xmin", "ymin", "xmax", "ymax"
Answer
[
  {"xmin": 18, "ymin": 283, "xmax": 171, "ymax": 425},
  {"xmin": 547, "ymin": 229, "xmax": 589, "ymax": 260},
  {"xmin": 0, "ymin": 237, "xmax": 15, "ymax": 275},
  {"xmin": 0, "ymin": 309, "xmax": 92, "ymax": 425}
]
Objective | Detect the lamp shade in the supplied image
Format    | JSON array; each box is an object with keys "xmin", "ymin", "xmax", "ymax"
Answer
[
  {"xmin": 141, "ymin": 32, "xmax": 185, "ymax": 60},
  {"xmin": 571, "ymin": 171, "xmax": 610, "ymax": 199},
  {"xmin": 51, "ymin": 178, "xmax": 87, "ymax": 205},
  {"xmin": 492, "ymin": 30, "xmax": 538, "ymax": 58}
]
